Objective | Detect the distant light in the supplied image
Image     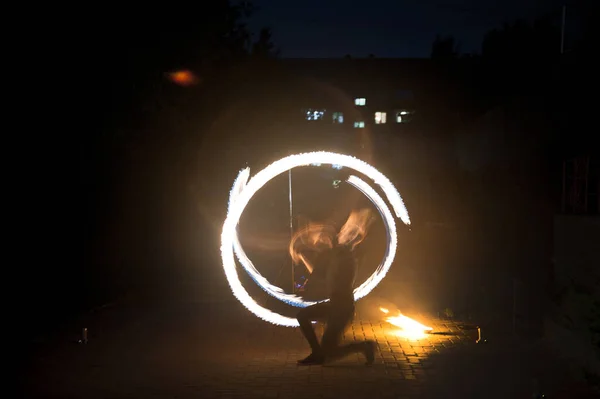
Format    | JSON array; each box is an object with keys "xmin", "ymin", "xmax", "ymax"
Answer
[
  {"xmin": 305, "ymin": 109, "xmax": 325, "ymax": 121},
  {"xmin": 167, "ymin": 70, "xmax": 198, "ymax": 86}
]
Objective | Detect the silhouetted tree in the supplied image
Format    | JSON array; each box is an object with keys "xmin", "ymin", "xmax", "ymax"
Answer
[
  {"xmin": 425, "ymin": 34, "xmax": 468, "ymax": 135},
  {"xmin": 479, "ymin": 18, "xmax": 560, "ymax": 97},
  {"xmin": 551, "ymin": 3, "xmax": 600, "ymax": 160},
  {"xmin": 252, "ymin": 27, "xmax": 279, "ymax": 58},
  {"xmin": 83, "ymin": 1, "xmax": 277, "ymax": 122},
  {"xmin": 430, "ymin": 34, "xmax": 460, "ymax": 60}
]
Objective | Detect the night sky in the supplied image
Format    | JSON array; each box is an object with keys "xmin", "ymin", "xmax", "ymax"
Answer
[{"xmin": 249, "ymin": 0, "xmax": 572, "ymax": 58}]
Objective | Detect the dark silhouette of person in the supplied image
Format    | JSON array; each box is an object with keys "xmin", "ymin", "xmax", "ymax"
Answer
[{"xmin": 294, "ymin": 210, "xmax": 376, "ymax": 365}]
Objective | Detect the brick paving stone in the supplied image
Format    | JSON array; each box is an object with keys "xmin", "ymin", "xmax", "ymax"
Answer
[{"xmin": 23, "ymin": 292, "xmax": 591, "ymax": 399}]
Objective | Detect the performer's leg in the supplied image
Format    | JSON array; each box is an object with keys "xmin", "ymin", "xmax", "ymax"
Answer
[
  {"xmin": 321, "ymin": 307, "xmax": 376, "ymax": 365},
  {"xmin": 296, "ymin": 302, "xmax": 329, "ymax": 364},
  {"xmin": 320, "ymin": 307, "xmax": 352, "ymax": 355},
  {"xmin": 326, "ymin": 341, "xmax": 376, "ymax": 365}
]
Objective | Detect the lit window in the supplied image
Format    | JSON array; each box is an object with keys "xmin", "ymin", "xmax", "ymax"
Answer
[
  {"xmin": 354, "ymin": 98, "xmax": 366, "ymax": 106},
  {"xmin": 354, "ymin": 121, "xmax": 365, "ymax": 128},
  {"xmin": 333, "ymin": 112, "xmax": 344, "ymax": 123},
  {"xmin": 396, "ymin": 110, "xmax": 412, "ymax": 123},
  {"xmin": 305, "ymin": 109, "xmax": 325, "ymax": 121},
  {"xmin": 375, "ymin": 112, "xmax": 387, "ymax": 124}
]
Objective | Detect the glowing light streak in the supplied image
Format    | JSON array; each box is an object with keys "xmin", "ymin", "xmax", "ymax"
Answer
[{"xmin": 221, "ymin": 152, "xmax": 410, "ymax": 326}]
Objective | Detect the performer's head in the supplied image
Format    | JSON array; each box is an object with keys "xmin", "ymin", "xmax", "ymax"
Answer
[{"xmin": 337, "ymin": 208, "xmax": 374, "ymax": 250}]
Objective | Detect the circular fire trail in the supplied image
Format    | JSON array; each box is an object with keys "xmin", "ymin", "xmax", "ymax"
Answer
[{"xmin": 221, "ymin": 151, "xmax": 410, "ymax": 326}]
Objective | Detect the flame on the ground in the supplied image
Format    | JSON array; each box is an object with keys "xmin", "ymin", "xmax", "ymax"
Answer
[{"xmin": 380, "ymin": 307, "xmax": 433, "ymax": 340}]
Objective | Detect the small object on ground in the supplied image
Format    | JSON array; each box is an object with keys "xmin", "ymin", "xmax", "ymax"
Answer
[
  {"xmin": 476, "ymin": 326, "xmax": 487, "ymax": 344},
  {"xmin": 531, "ymin": 379, "xmax": 546, "ymax": 398}
]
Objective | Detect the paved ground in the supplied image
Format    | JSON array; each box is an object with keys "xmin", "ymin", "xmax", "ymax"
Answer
[{"xmin": 24, "ymin": 281, "xmax": 594, "ymax": 399}]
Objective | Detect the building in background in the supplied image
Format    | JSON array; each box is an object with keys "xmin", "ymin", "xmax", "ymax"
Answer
[{"xmin": 281, "ymin": 58, "xmax": 427, "ymax": 133}]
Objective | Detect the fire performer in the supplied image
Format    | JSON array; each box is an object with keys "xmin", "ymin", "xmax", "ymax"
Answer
[{"xmin": 293, "ymin": 209, "xmax": 376, "ymax": 365}]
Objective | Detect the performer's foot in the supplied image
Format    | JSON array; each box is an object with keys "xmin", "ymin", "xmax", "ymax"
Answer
[
  {"xmin": 364, "ymin": 340, "xmax": 376, "ymax": 365},
  {"xmin": 297, "ymin": 352, "xmax": 324, "ymax": 365}
]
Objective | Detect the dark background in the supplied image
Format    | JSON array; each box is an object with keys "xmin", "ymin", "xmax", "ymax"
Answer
[{"xmin": 29, "ymin": 1, "xmax": 599, "ymax": 352}]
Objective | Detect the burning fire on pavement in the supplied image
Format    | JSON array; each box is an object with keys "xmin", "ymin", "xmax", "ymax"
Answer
[{"xmin": 380, "ymin": 307, "xmax": 433, "ymax": 340}]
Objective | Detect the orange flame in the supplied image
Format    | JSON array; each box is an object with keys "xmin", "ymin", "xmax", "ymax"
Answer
[{"xmin": 380, "ymin": 307, "xmax": 433, "ymax": 340}]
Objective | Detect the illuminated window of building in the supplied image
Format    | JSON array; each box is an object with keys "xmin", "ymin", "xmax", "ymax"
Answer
[
  {"xmin": 396, "ymin": 110, "xmax": 412, "ymax": 123},
  {"xmin": 354, "ymin": 98, "xmax": 366, "ymax": 106},
  {"xmin": 333, "ymin": 112, "xmax": 344, "ymax": 123},
  {"xmin": 375, "ymin": 112, "xmax": 387, "ymax": 124},
  {"xmin": 354, "ymin": 121, "xmax": 365, "ymax": 128},
  {"xmin": 305, "ymin": 109, "xmax": 325, "ymax": 121}
]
